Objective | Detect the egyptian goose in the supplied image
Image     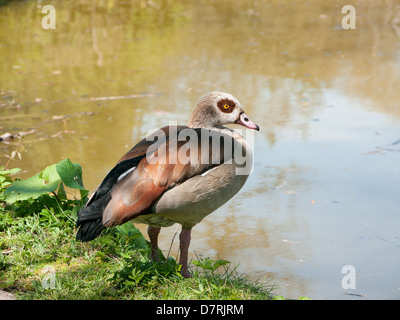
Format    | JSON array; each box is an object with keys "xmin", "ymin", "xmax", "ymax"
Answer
[{"xmin": 76, "ymin": 91, "xmax": 259, "ymax": 277}]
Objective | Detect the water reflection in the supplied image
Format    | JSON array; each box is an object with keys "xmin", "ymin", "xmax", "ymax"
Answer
[{"xmin": 1, "ymin": 0, "xmax": 400, "ymax": 299}]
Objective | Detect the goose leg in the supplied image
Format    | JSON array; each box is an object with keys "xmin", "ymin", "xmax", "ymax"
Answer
[
  {"xmin": 179, "ymin": 228, "xmax": 192, "ymax": 278},
  {"xmin": 147, "ymin": 226, "xmax": 161, "ymax": 261}
]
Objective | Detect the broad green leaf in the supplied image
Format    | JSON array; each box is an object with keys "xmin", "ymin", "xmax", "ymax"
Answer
[
  {"xmin": 1, "ymin": 159, "xmax": 89, "ymax": 204},
  {"xmin": 56, "ymin": 159, "xmax": 86, "ymax": 190},
  {"xmin": 1, "ymin": 164, "xmax": 61, "ymax": 203}
]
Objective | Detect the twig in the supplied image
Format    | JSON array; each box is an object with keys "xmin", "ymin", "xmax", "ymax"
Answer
[
  {"xmin": 43, "ymin": 204, "xmax": 60, "ymax": 223},
  {"xmin": 341, "ymin": 292, "xmax": 366, "ymax": 298},
  {"xmin": 4, "ymin": 135, "xmax": 22, "ymax": 169},
  {"xmin": 376, "ymin": 146, "xmax": 400, "ymax": 153},
  {"xmin": 167, "ymin": 224, "xmax": 180, "ymax": 258},
  {"xmin": 88, "ymin": 93, "xmax": 154, "ymax": 101},
  {"xmin": 51, "ymin": 190, "xmax": 62, "ymax": 206}
]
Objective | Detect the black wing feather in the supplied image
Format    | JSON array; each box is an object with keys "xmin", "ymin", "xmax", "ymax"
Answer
[{"xmin": 76, "ymin": 155, "xmax": 145, "ymax": 241}]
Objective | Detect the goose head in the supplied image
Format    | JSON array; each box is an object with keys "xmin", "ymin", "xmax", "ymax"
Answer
[{"xmin": 187, "ymin": 91, "xmax": 260, "ymax": 131}]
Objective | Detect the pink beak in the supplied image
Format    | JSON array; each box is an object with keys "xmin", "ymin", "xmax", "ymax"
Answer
[{"xmin": 235, "ymin": 112, "xmax": 260, "ymax": 131}]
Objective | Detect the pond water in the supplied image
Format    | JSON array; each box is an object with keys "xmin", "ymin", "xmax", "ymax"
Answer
[{"xmin": 1, "ymin": 0, "xmax": 399, "ymax": 299}]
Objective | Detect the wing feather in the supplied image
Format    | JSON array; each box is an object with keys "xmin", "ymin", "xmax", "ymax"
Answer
[{"xmin": 92, "ymin": 127, "xmax": 236, "ymax": 227}]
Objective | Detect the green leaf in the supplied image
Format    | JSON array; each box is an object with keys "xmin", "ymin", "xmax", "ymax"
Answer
[
  {"xmin": 272, "ymin": 295, "xmax": 286, "ymax": 300},
  {"xmin": 192, "ymin": 258, "xmax": 230, "ymax": 272},
  {"xmin": 1, "ymin": 164, "xmax": 61, "ymax": 203},
  {"xmin": 211, "ymin": 259, "xmax": 230, "ymax": 271},
  {"xmin": 56, "ymin": 181, "xmax": 67, "ymax": 202},
  {"xmin": 116, "ymin": 223, "xmax": 148, "ymax": 250},
  {"xmin": 79, "ymin": 189, "xmax": 89, "ymax": 202},
  {"xmin": 192, "ymin": 260, "xmax": 203, "ymax": 267},
  {"xmin": 0, "ymin": 167, "xmax": 21, "ymax": 175},
  {"xmin": 56, "ymin": 159, "xmax": 86, "ymax": 190},
  {"xmin": 1, "ymin": 159, "xmax": 89, "ymax": 204}
]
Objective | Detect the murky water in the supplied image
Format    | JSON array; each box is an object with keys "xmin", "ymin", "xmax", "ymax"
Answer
[{"xmin": 1, "ymin": 0, "xmax": 399, "ymax": 299}]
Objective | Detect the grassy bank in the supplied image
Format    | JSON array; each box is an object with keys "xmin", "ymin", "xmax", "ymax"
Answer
[
  {"xmin": 0, "ymin": 207, "xmax": 275, "ymax": 299},
  {"xmin": 0, "ymin": 161, "xmax": 279, "ymax": 300}
]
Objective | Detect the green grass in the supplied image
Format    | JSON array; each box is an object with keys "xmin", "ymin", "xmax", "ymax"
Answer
[
  {"xmin": 0, "ymin": 183, "xmax": 275, "ymax": 300},
  {"xmin": 0, "ymin": 162, "xmax": 306, "ymax": 300},
  {"xmin": 0, "ymin": 206, "xmax": 275, "ymax": 300}
]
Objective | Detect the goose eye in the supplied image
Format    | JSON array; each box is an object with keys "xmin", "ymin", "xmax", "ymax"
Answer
[{"xmin": 223, "ymin": 104, "xmax": 230, "ymax": 109}]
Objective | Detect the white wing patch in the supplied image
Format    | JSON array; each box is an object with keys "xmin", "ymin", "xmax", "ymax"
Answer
[{"xmin": 117, "ymin": 167, "xmax": 136, "ymax": 182}]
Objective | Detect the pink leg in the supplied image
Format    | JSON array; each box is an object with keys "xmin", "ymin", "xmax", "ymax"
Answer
[
  {"xmin": 147, "ymin": 226, "xmax": 161, "ymax": 261},
  {"xmin": 179, "ymin": 228, "xmax": 192, "ymax": 278}
]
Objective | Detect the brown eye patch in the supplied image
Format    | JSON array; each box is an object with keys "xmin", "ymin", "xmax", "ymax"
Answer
[{"xmin": 217, "ymin": 99, "xmax": 235, "ymax": 113}]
